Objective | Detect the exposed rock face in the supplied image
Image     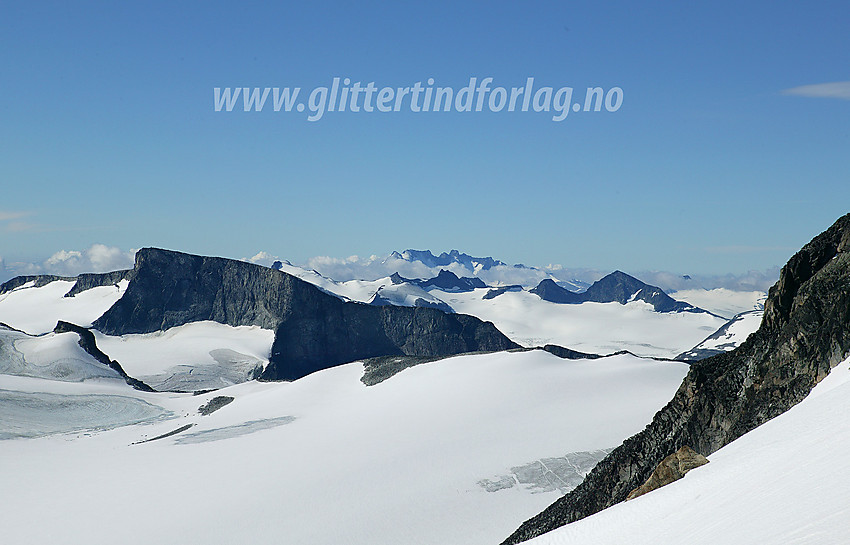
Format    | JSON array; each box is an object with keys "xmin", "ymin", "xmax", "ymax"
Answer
[
  {"xmin": 531, "ymin": 272, "xmax": 704, "ymax": 313},
  {"xmin": 502, "ymin": 213, "xmax": 850, "ymax": 544},
  {"xmin": 94, "ymin": 248, "xmax": 518, "ymax": 381},
  {"xmin": 53, "ymin": 321, "xmax": 154, "ymax": 392},
  {"xmin": 267, "ymin": 300, "xmax": 515, "ymax": 381},
  {"xmin": 626, "ymin": 445, "xmax": 708, "ymax": 500},
  {"xmin": 64, "ymin": 270, "xmax": 133, "ymax": 297}
]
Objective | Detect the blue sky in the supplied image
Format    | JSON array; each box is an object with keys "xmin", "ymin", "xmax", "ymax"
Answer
[{"xmin": 1, "ymin": 1, "xmax": 848, "ymax": 275}]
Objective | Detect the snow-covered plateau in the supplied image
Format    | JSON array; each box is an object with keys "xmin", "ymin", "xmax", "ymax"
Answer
[{"xmin": 0, "ymin": 350, "xmax": 688, "ymax": 545}]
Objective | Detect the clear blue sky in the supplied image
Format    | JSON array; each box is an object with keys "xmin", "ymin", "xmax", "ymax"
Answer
[{"xmin": 1, "ymin": 1, "xmax": 848, "ymax": 274}]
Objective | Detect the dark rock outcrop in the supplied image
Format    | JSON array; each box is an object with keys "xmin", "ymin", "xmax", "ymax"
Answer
[
  {"xmin": 419, "ymin": 269, "xmax": 487, "ymax": 291},
  {"xmin": 267, "ymin": 300, "xmax": 516, "ymax": 381},
  {"xmin": 531, "ymin": 272, "xmax": 705, "ymax": 313},
  {"xmin": 541, "ymin": 344, "xmax": 604, "ymax": 360},
  {"xmin": 626, "ymin": 445, "xmax": 708, "ymax": 500},
  {"xmin": 53, "ymin": 321, "xmax": 154, "ymax": 392},
  {"xmin": 198, "ymin": 396, "xmax": 234, "ymax": 415},
  {"xmin": 0, "ymin": 270, "xmax": 133, "ymax": 298},
  {"xmin": 529, "ymin": 279, "xmax": 584, "ymax": 304},
  {"xmin": 483, "ymin": 285, "xmax": 523, "ymax": 300},
  {"xmin": 94, "ymin": 248, "xmax": 518, "ymax": 381},
  {"xmin": 502, "ymin": 213, "xmax": 850, "ymax": 544},
  {"xmin": 0, "ymin": 274, "xmax": 76, "ymax": 295}
]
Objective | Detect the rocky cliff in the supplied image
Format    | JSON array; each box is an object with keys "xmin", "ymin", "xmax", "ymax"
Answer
[
  {"xmin": 94, "ymin": 248, "xmax": 518, "ymax": 381},
  {"xmin": 502, "ymin": 213, "xmax": 850, "ymax": 544}
]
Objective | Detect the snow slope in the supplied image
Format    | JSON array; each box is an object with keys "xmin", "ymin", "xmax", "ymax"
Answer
[
  {"xmin": 0, "ymin": 350, "xmax": 688, "ymax": 545},
  {"xmin": 435, "ymin": 289, "xmax": 727, "ymax": 358},
  {"xmin": 669, "ymin": 288, "xmax": 765, "ymax": 319},
  {"xmin": 0, "ymin": 279, "xmax": 129, "ymax": 335},
  {"xmin": 0, "ymin": 328, "xmax": 122, "ymax": 383},
  {"xmin": 94, "ymin": 322, "xmax": 274, "ymax": 391},
  {"xmin": 677, "ymin": 310, "xmax": 763, "ymax": 361},
  {"xmin": 526, "ymin": 355, "xmax": 850, "ymax": 545},
  {"xmin": 276, "ymin": 261, "xmax": 450, "ymax": 308}
]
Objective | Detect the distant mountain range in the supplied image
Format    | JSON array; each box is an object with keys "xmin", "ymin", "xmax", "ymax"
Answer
[{"xmin": 390, "ymin": 249, "xmax": 509, "ymax": 272}]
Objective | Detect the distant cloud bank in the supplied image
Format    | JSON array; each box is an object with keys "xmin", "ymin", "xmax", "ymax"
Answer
[{"xmin": 1, "ymin": 246, "xmax": 780, "ymax": 293}]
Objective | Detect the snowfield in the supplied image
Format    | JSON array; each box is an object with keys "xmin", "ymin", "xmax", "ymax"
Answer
[
  {"xmin": 526, "ymin": 355, "xmax": 850, "ymax": 545},
  {"xmin": 669, "ymin": 288, "xmax": 765, "ymax": 319},
  {"xmin": 242, "ymin": 263, "xmax": 743, "ymax": 359},
  {"xmin": 0, "ymin": 279, "xmax": 128, "ymax": 335},
  {"xmin": 433, "ymin": 289, "xmax": 727, "ymax": 358},
  {"xmin": 0, "ymin": 350, "xmax": 689, "ymax": 545},
  {"xmin": 94, "ymin": 321, "xmax": 275, "ymax": 391}
]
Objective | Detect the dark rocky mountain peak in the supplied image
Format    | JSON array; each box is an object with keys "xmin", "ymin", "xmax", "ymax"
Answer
[
  {"xmin": 529, "ymin": 279, "xmax": 584, "ymax": 304},
  {"xmin": 530, "ymin": 272, "xmax": 702, "ymax": 313},
  {"xmin": 93, "ymin": 248, "xmax": 518, "ymax": 381},
  {"xmin": 420, "ymin": 269, "xmax": 487, "ymax": 291},
  {"xmin": 582, "ymin": 270, "xmax": 698, "ymax": 312},
  {"xmin": 502, "ymin": 213, "xmax": 850, "ymax": 544}
]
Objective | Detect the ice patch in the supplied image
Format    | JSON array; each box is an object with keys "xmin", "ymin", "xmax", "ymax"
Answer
[
  {"xmin": 479, "ymin": 449, "xmax": 613, "ymax": 495},
  {"xmin": 174, "ymin": 416, "xmax": 295, "ymax": 444},
  {"xmin": 0, "ymin": 390, "xmax": 171, "ymax": 440}
]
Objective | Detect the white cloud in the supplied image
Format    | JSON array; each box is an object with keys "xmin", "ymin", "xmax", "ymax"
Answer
[
  {"xmin": 244, "ymin": 251, "xmax": 280, "ymax": 267},
  {"xmin": 782, "ymin": 81, "xmax": 850, "ymax": 100},
  {"xmin": 0, "ymin": 211, "xmax": 30, "ymax": 222},
  {"xmin": 1, "ymin": 245, "xmax": 136, "ymax": 282}
]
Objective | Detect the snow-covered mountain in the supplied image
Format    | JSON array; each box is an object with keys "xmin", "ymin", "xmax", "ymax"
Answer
[
  {"xmin": 3, "ymin": 214, "xmax": 846, "ymax": 545},
  {"xmin": 501, "ymin": 212, "xmax": 850, "ymax": 545}
]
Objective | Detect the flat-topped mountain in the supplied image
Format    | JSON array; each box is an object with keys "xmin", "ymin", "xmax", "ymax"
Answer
[
  {"xmin": 93, "ymin": 248, "xmax": 518, "ymax": 381},
  {"xmin": 502, "ymin": 212, "xmax": 850, "ymax": 543}
]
